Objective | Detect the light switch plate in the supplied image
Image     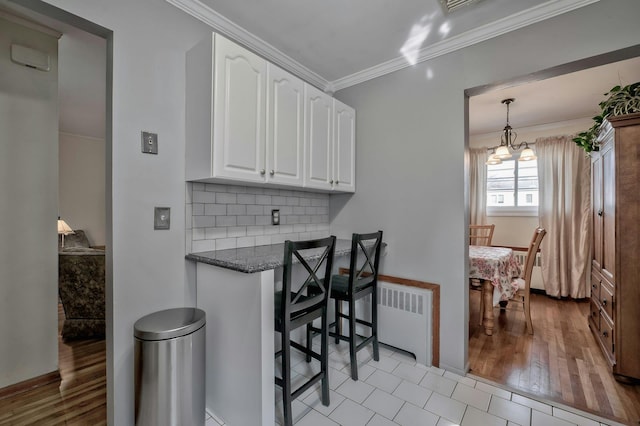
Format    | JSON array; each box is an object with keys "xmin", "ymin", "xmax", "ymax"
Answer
[
  {"xmin": 271, "ymin": 209, "xmax": 280, "ymax": 225},
  {"xmin": 154, "ymin": 207, "xmax": 170, "ymax": 230},
  {"xmin": 141, "ymin": 131, "xmax": 158, "ymax": 154}
]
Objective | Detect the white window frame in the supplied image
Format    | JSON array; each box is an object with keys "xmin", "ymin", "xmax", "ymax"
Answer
[{"xmin": 486, "ymin": 154, "xmax": 539, "ymax": 217}]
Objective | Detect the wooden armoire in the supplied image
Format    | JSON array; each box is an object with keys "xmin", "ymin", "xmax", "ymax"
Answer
[{"xmin": 589, "ymin": 113, "xmax": 640, "ymax": 384}]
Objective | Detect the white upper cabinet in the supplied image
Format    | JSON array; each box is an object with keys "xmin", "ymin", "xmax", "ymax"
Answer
[
  {"xmin": 304, "ymin": 87, "xmax": 356, "ymax": 193},
  {"xmin": 333, "ymin": 99, "xmax": 356, "ymax": 193},
  {"xmin": 186, "ymin": 33, "xmax": 266, "ymax": 183},
  {"xmin": 213, "ymin": 35, "xmax": 267, "ymax": 182},
  {"xmin": 304, "ymin": 84, "xmax": 333, "ymax": 191},
  {"xmin": 186, "ymin": 33, "xmax": 355, "ymax": 193},
  {"xmin": 266, "ymin": 64, "xmax": 304, "ymax": 186}
]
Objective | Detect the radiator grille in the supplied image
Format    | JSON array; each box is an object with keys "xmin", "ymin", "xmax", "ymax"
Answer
[
  {"xmin": 513, "ymin": 252, "xmax": 542, "ymax": 268},
  {"xmin": 377, "ymin": 287, "xmax": 424, "ymax": 315}
]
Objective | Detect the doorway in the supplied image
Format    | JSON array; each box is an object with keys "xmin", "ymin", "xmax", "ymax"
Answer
[
  {"xmin": 465, "ymin": 54, "xmax": 640, "ymax": 423},
  {"xmin": 0, "ymin": 0, "xmax": 112, "ymax": 422}
]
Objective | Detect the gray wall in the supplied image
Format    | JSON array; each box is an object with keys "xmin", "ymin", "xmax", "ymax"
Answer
[
  {"xmin": 332, "ymin": 0, "xmax": 640, "ymax": 374},
  {"xmin": 59, "ymin": 132, "xmax": 106, "ymax": 246},
  {"xmin": 0, "ymin": 17, "xmax": 59, "ymax": 387}
]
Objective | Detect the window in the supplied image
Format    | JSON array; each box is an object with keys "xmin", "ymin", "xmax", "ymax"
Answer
[{"xmin": 486, "ymin": 154, "xmax": 538, "ymax": 216}]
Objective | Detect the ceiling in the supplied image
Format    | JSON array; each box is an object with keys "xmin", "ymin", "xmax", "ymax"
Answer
[
  {"xmin": 2, "ymin": 0, "xmax": 638, "ymax": 140},
  {"xmin": 469, "ymin": 56, "xmax": 640, "ymax": 135},
  {"xmin": 197, "ymin": 0, "xmax": 551, "ymax": 83}
]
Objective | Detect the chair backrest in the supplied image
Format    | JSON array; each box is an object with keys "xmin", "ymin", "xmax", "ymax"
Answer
[
  {"xmin": 522, "ymin": 227, "xmax": 546, "ymax": 290},
  {"xmin": 281, "ymin": 236, "xmax": 336, "ymax": 318},
  {"xmin": 469, "ymin": 224, "xmax": 495, "ymax": 246},
  {"xmin": 347, "ymin": 231, "xmax": 383, "ymax": 295}
]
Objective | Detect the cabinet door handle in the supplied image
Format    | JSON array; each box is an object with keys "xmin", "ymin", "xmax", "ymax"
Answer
[
  {"xmin": 598, "ymin": 209, "xmax": 603, "ymax": 216},
  {"xmin": 592, "ymin": 283, "xmax": 597, "ymax": 289},
  {"xmin": 602, "ymin": 298, "xmax": 607, "ymax": 306},
  {"xmin": 260, "ymin": 169, "xmax": 266, "ymax": 175},
  {"xmin": 270, "ymin": 170, "xmax": 275, "ymax": 176},
  {"xmin": 330, "ymin": 180, "xmax": 334, "ymax": 184},
  {"xmin": 602, "ymin": 330, "xmax": 609, "ymax": 338}
]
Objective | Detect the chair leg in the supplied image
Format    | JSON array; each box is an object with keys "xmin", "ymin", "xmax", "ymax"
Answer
[
  {"xmin": 524, "ymin": 294, "xmax": 533, "ymax": 335},
  {"xmin": 334, "ymin": 298, "xmax": 341, "ymax": 344},
  {"xmin": 371, "ymin": 291, "xmax": 379, "ymax": 362},
  {"xmin": 281, "ymin": 329, "xmax": 293, "ymax": 426},
  {"xmin": 348, "ymin": 298, "xmax": 358, "ymax": 381},
  {"xmin": 306, "ymin": 323, "xmax": 312, "ymax": 362},
  {"xmin": 478, "ymin": 290, "xmax": 484, "ymax": 325},
  {"xmin": 321, "ymin": 307, "xmax": 330, "ymax": 406}
]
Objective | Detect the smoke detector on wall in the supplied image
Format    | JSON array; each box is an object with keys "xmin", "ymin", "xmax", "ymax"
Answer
[{"xmin": 441, "ymin": 0, "xmax": 483, "ymax": 13}]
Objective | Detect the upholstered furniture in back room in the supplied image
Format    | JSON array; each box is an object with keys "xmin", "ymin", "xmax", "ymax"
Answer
[{"xmin": 58, "ymin": 230, "xmax": 105, "ymax": 341}]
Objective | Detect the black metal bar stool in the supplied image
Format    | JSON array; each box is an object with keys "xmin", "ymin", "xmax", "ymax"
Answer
[
  {"xmin": 309, "ymin": 231, "xmax": 383, "ymax": 381},
  {"xmin": 274, "ymin": 236, "xmax": 336, "ymax": 426}
]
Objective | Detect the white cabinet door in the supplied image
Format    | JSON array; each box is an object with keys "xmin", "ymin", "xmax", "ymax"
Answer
[
  {"xmin": 304, "ymin": 84, "xmax": 333, "ymax": 190},
  {"xmin": 333, "ymin": 99, "xmax": 356, "ymax": 193},
  {"xmin": 267, "ymin": 64, "xmax": 304, "ymax": 186},
  {"xmin": 213, "ymin": 35, "xmax": 266, "ymax": 182}
]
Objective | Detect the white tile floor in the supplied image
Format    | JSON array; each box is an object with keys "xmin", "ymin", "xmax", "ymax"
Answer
[{"xmin": 205, "ymin": 341, "xmax": 625, "ymax": 426}]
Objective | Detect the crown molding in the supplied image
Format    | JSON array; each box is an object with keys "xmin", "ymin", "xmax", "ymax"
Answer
[
  {"xmin": 166, "ymin": 0, "xmax": 330, "ymax": 91},
  {"xmin": 168, "ymin": 0, "xmax": 599, "ymax": 93},
  {"xmin": 331, "ymin": 0, "xmax": 600, "ymax": 91},
  {"xmin": 0, "ymin": 9, "xmax": 62, "ymax": 38}
]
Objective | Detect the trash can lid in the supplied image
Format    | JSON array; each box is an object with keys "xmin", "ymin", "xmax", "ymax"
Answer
[{"xmin": 134, "ymin": 307, "xmax": 206, "ymax": 341}]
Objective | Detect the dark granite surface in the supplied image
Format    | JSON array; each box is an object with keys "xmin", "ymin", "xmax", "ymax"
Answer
[{"xmin": 186, "ymin": 239, "xmax": 358, "ymax": 273}]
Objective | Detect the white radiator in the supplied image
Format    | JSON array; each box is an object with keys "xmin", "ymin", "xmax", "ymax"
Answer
[
  {"xmin": 513, "ymin": 251, "xmax": 542, "ymax": 268},
  {"xmin": 354, "ymin": 281, "xmax": 433, "ymax": 366}
]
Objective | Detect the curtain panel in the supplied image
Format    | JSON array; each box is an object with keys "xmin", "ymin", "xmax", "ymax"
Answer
[
  {"xmin": 536, "ymin": 135, "xmax": 591, "ymax": 298},
  {"xmin": 469, "ymin": 148, "xmax": 488, "ymax": 226}
]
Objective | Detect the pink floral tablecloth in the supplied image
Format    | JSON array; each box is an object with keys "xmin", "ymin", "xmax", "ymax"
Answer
[{"xmin": 469, "ymin": 245, "xmax": 522, "ymax": 305}]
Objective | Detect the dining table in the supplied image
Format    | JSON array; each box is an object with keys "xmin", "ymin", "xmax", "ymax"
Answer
[{"xmin": 469, "ymin": 245, "xmax": 522, "ymax": 335}]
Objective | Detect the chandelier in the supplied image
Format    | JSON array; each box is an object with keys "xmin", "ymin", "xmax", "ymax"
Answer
[{"xmin": 486, "ymin": 98, "xmax": 537, "ymax": 165}]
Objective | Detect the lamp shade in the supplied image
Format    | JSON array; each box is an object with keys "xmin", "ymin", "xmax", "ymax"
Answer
[
  {"xmin": 518, "ymin": 147, "xmax": 537, "ymax": 161},
  {"xmin": 485, "ymin": 154, "xmax": 502, "ymax": 165},
  {"xmin": 494, "ymin": 145, "xmax": 511, "ymax": 159},
  {"xmin": 58, "ymin": 218, "xmax": 74, "ymax": 235}
]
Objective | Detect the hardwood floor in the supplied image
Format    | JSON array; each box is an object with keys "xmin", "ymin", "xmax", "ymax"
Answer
[
  {"xmin": 469, "ymin": 290, "xmax": 640, "ymax": 425},
  {"xmin": 0, "ymin": 305, "xmax": 106, "ymax": 425}
]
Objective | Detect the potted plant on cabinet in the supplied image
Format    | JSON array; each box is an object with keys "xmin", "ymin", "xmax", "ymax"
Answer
[{"xmin": 573, "ymin": 82, "xmax": 640, "ymax": 153}]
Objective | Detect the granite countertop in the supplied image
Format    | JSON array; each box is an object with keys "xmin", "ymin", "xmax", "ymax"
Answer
[{"xmin": 186, "ymin": 239, "xmax": 359, "ymax": 273}]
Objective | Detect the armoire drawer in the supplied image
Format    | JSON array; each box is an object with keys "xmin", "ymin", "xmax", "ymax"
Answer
[
  {"xmin": 600, "ymin": 279, "xmax": 614, "ymax": 322},
  {"xmin": 599, "ymin": 313, "xmax": 614, "ymax": 359}
]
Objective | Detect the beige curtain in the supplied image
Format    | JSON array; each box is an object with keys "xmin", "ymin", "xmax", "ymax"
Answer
[
  {"xmin": 469, "ymin": 148, "xmax": 488, "ymax": 225},
  {"xmin": 536, "ymin": 135, "xmax": 591, "ymax": 298}
]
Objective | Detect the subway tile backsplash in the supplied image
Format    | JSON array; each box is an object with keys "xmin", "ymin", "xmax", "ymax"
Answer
[{"xmin": 186, "ymin": 182, "xmax": 330, "ymax": 253}]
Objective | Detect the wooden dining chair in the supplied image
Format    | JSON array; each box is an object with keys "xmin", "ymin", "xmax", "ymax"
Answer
[
  {"xmin": 469, "ymin": 224, "xmax": 495, "ymax": 246},
  {"xmin": 469, "ymin": 224, "xmax": 495, "ymax": 288},
  {"xmin": 275, "ymin": 236, "xmax": 336, "ymax": 426},
  {"xmin": 479, "ymin": 227, "xmax": 546, "ymax": 334}
]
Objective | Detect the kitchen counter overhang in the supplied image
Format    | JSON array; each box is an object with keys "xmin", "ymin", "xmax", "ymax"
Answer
[{"xmin": 185, "ymin": 238, "xmax": 357, "ymax": 273}]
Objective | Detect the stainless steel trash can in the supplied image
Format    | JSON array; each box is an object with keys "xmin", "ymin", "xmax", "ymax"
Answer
[{"xmin": 134, "ymin": 307, "xmax": 206, "ymax": 426}]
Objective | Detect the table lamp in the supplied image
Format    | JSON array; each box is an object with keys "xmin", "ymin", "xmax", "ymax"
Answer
[{"xmin": 58, "ymin": 217, "xmax": 75, "ymax": 248}]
